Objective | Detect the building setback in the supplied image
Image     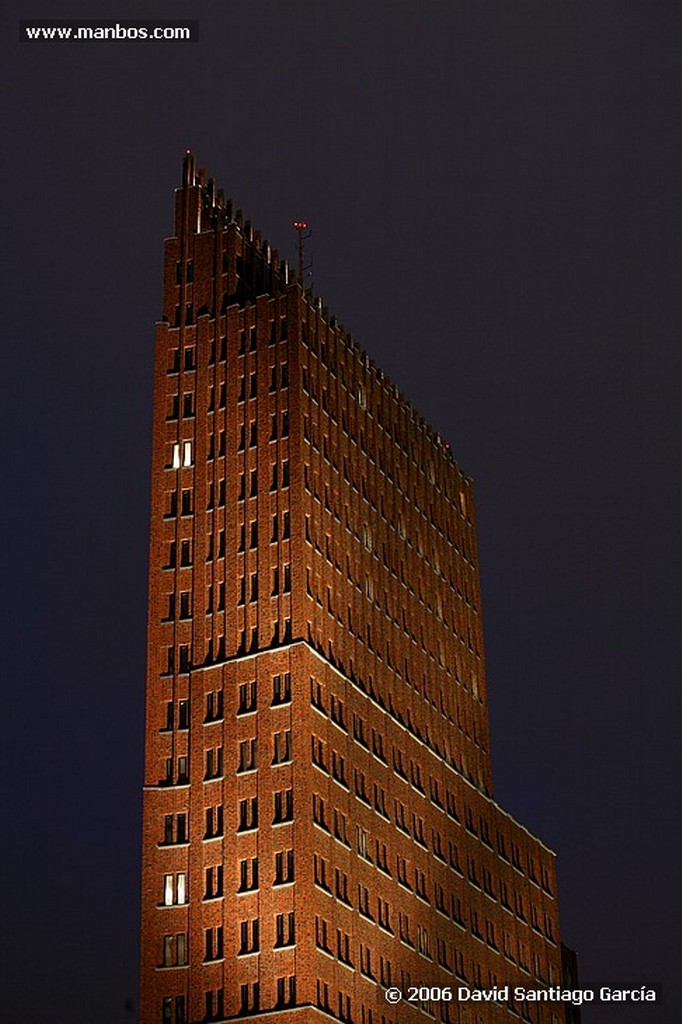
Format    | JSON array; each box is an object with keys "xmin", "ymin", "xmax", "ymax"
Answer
[{"xmin": 140, "ymin": 153, "xmax": 574, "ymax": 1024}]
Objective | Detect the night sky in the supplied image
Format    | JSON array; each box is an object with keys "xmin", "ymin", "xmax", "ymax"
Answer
[{"xmin": 2, "ymin": 2, "xmax": 680, "ymax": 1022}]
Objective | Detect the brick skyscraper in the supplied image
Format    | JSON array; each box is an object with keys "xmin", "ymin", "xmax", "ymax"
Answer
[{"xmin": 141, "ymin": 154, "xmax": 574, "ymax": 1024}]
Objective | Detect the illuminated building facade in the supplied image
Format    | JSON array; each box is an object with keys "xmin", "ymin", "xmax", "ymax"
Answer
[{"xmin": 140, "ymin": 153, "xmax": 573, "ymax": 1024}]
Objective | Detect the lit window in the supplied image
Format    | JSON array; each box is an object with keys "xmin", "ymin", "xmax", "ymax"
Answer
[
  {"xmin": 182, "ymin": 441, "xmax": 192, "ymax": 467},
  {"xmin": 172, "ymin": 444, "xmax": 181, "ymax": 469}
]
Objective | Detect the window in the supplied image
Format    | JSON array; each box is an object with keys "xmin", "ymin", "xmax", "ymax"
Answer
[
  {"xmin": 239, "ymin": 982, "xmax": 259, "ymax": 1014},
  {"xmin": 378, "ymin": 898, "xmax": 392, "ymax": 933},
  {"xmin": 377, "ymin": 958, "xmax": 394, "ymax": 994},
  {"xmin": 205, "ymin": 747, "xmax": 223, "ymax": 780},
  {"xmin": 238, "ymin": 857, "xmax": 258, "ymax": 893},
  {"xmin": 162, "ymin": 933, "xmax": 187, "ymax": 967},
  {"xmin": 312, "ymin": 794, "xmax": 328, "ymax": 830},
  {"xmin": 272, "ymin": 730, "xmax": 292, "ymax": 764},
  {"xmin": 272, "ymin": 672, "xmax": 291, "ymax": 705},
  {"xmin": 274, "ymin": 849, "xmax": 294, "ymax": 884},
  {"xmin": 398, "ymin": 912, "xmax": 413, "ymax": 946},
  {"xmin": 182, "ymin": 441, "xmax": 192, "ymax": 466},
  {"xmin": 310, "ymin": 677, "xmax": 325, "ymax": 711},
  {"xmin": 315, "ymin": 916, "xmax": 331, "ymax": 953},
  {"xmin": 238, "ymin": 681, "xmax": 257, "ymax": 714},
  {"xmin": 335, "ymin": 869, "xmax": 351, "ymax": 905},
  {"xmin": 397, "ymin": 856, "xmax": 411, "ymax": 889},
  {"xmin": 316, "ymin": 980, "xmax": 330, "ymax": 1012},
  {"xmin": 375, "ymin": 840, "xmax": 390, "ymax": 874},
  {"xmin": 333, "ymin": 809, "xmax": 349, "ymax": 845},
  {"xmin": 204, "ymin": 989, "xmax": 224, "ymax": 1022},
  {"xmin": 162, "ymin": 872, "xmax": 187, "ymax": 906},
  {"xmin": 175, "ymin": 813, "xmax": 187, "ymax": 842},
  {"xmin": 205, "ymin": 804, "xmax": 223, "ymax": 839},
  {"xmin": 205, "ymin": 690, "xmax": 223, "ymax": 722},
  {"xmin": 237, "ymin": 738, "xmax": 257, "ymax": 773},
  {"xmin": 332, "ymin": 751, "xmax": 347, "ymax": 786},
  {"xmin": 352, "ymin": 770, "xmax": 368, "ymax": 802},
  {"xmin": 359, "ymin": 944, "xmax": 374, "ymax": 979},
  {"xmin": 337, "ymin": 929, "xmax": 353, "ymax": 965},
  {"xmin": 205, "ymin": 864, "xmax": 224, "ymax": 899},
  {"xmin": 276, "ymin": 975, "xmax": 296, "ymax": 1009},
  {"xmin": 330, "ymin": 695, "xmax": 346, "ymax": 730},
  {"xmin": 417, "ymin": 925, "xmax": 430, "ymax": 958},
  {"xmin": 395, "ymin": 801, "xmax": 408, "ymax": 834},
  {"xmin": 314, "ymin": 853, "xmax": 329, "ymax": 891},
  {"xmin": 237, "ymin": 797, "xmax": 258, "ymax": 831},
  {"xmin": 358, "ymin": 885, "xmax": 373, "ymax": 919},
  {"xmin": 273, "ymin": 788, "xmax": 293, "ymax": 823},
  {"xmin": 412, "ymin": 814, "xmax": 426, "ymax": 846},
  {"xmin": 239, "ymin": 919, "xmax": 259, "ymax": 954},
  {"xmin": 275, "ymin": 911, "xmax": 295, "ymax": 947},
  {"xmin": 163, "ymin": 814, "xmax": 174, "ymax": 844},
  {"xmin": 311, "ymin": 735, "xmax": 327, "ymax": 770},
  {"xmin": 204, "ymin": 926, "xmax": 223, "ymax": 962}
]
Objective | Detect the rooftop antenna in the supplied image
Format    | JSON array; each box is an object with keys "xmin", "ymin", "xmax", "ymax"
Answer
[{"xmin": 293, "ymin": 220, "xmax": 312, "ymax": 286}]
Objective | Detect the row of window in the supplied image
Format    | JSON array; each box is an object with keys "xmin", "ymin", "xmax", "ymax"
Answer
[
  {"xmin": 309, "ymin": 678, "xmax": 552, "ymax": 893},
  {"xmin": 314, "ymin": 901, "xmax": 555, "ymax": 988},
  {"xmin": 300, "ymin": 321, "xmax": 469, "ymax": 513},
  {"xmin": 167, "ymin": 315, "xmax": 289, "ymax": 375},
  {"xmin": 161, "ymin": 976, "xmax": 294, "ymax": 1024},
  {"xmin": 160, "ymin": 799, "xmax": 294, "ymax": 845},
  {"xmin": 167, "ymin": 455, "xmax": 291, "ymax": 499},
  {"xmin": 302, "ymin": 403, "xmax": 474, "ymax": 565},
  {"xmin": 162, "ymin": 564, "xmax": 291, "ymax": 624},
  {"xmin": 162, "ymin": 733, "xmax": 291, "ymax": 787},
  {"xmin": 162, "ymin": 915, "xmax": 294, "ymax": 965},
  {"xmin": 306, "ymin": 625, "xmax": 489, "ymax": 791},
  {"xmin": 159, "ymin": 853, "xmax": 293, "ymax": 902},
  {"xmin": 161, "ymin": 950, "xmax": 548, "ymax": 1024},
  {"xmin": 168, "ymin": 389, "xmax": 292, "ymax": 433},
  {"xmin": 311, "ymin": 811, "xmax": 556, "ymax": 943},
  {"xmin": 163, "ymin": 677, "xmax": 284, "ymax": 730},
  {"xmin": 162, "ymin": 616, "xmax": 294, "ymax": 676},
  {"xmin": 163, "ymin": 513, "xmax": 290, "ymax": 576},
  {"xmin": 304, "ymin": 502, "xmax": 478, "ymax": 654}
]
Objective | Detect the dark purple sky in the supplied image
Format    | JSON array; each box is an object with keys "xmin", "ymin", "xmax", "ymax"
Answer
[{"xmin": 2, "ymin": 2, "xmax": 680, "ymax": 1022}]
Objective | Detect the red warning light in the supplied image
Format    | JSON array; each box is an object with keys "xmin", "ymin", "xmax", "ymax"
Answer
[{"xmin": 293, "ymin": 221, "xmax": 308, "ymax": 230}]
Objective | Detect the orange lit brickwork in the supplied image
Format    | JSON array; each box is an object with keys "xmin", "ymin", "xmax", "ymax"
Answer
[{"xmin": 140, "ymin": 153, "xmax": 573, "ymax": 1024}]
